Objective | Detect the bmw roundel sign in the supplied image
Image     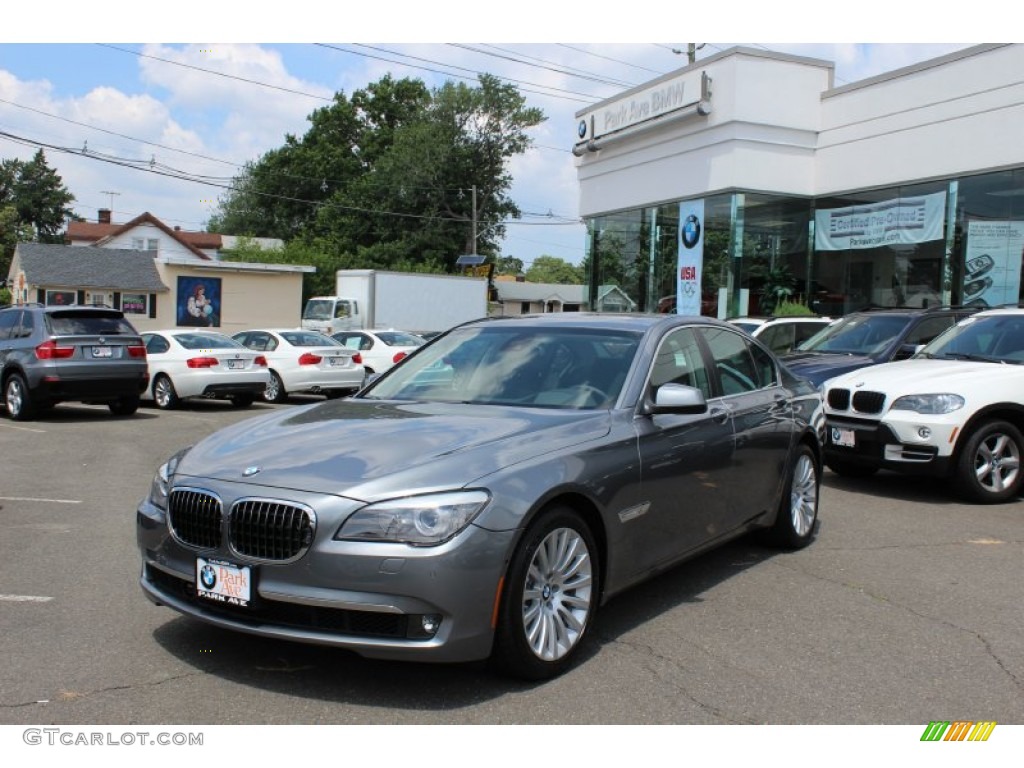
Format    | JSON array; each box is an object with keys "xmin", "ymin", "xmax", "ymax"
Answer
[
  {"xmin": 577, "ymin": 120, "xmax": 587, "ymax": 140},
  {"xmin": 682, "ymin": 214, "xmax": 701, "ymax": 249}
]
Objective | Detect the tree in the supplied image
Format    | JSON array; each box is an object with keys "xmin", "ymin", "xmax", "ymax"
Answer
[
  {"xmin": 525, "ymin": 255, "xmax": 584, "ymax": 284},
  {"xmin": 495, "ymin": 255, "xmax": 524, "ymax": 276},
  {"xmin": 210, "ymin": 73, "xmax": 544, "ymax": 276},
  {"xmin": 0, "ymin": 151, "xmax": 75, "ymax": 279}
]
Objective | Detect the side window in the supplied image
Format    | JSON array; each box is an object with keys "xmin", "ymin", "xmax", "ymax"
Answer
[
  {"xmin": 698, "ymin": 327, "xmax": 760, "ymax": 396},
  {"xmin": 750, "ymin": 342, "xmax": 778, "ymax": 388},
  {"xmin": 334, "ymin": 301, "xmax": 351, "ymax": 319},
  {"xmin": 906, "ymin": 316, "xmax": 957, "ymax": 346},
  {"xmin": 263, "ymin": 334, "xmax": 279, "ymax": 352},
  {"xmin": 759, "ymin": 324, "xmax": 795, "ymax": 355},
  {"xmin": 359, "ymin": 334, "xmax": 373, "ymax": 351},
  {"xmin": 649, "ymin": 327, "xmax": 712, "ymax": 399},
  {"xmin": 0, "ymin": 310, "xmax": 19, "ymax": 340},
  {"xmin": 16, "ymin": 310, "xmax": 34, "ymax": 338},
  {"xmin": 146, "ymin": 335, "xmax": 170, "ymax": 354}
]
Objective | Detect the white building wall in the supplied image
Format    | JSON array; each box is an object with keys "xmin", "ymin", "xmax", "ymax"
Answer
[
  {"xmin": 103, "ymin": 222, "xmax": 201, "ymax": 260},
  {"xmin": 817, "ymin": 44, "xmax": 1024, "ymax": 193},
  {"xmin": 575, "ymin": 49, "xmax": 832, "ymax": 217}
]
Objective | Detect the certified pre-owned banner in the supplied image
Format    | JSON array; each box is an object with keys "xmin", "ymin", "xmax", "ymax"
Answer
[
  {"xmin": 815, "ymin": 192, "xmax": 946, "ymax": 251},
  {"xmin": 676, "ymin": 199, "xmax": 705, "ymax": 315}
]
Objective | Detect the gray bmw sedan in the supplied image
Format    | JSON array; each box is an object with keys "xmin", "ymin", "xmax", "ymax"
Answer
[{"xmin": 137, "ymin": 313, "xmax": 823, "ymax": 680}]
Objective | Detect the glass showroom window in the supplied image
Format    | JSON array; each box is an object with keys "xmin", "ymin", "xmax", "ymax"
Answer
[
  {"xmin": 955, "ymin": 169, "xmax": 1024, "ymax": 308},
  {"xmin": 735, "ymin": 194, "xmax": 812, "ymax": 317}
]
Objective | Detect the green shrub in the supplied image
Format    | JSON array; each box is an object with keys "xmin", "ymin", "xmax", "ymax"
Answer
[{"xmin": 772, "ymin": 300, "xmax": 815, "ymax": 317}]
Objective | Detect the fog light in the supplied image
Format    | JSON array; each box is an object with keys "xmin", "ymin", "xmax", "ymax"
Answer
[
  {"xmin": 918, "ymin": 427, "xmax": 932, "ymax": 439},
  {"xmin": 406, "ymin": 613, "xmax": 443, "ymax": 639}
]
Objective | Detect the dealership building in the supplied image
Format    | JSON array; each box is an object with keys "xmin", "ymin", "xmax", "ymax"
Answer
[{"xmin": 573, "ymin": 44, "xmax": 1024, "ymax": 318}]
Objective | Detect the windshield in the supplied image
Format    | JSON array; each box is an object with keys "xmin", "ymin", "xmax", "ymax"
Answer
[
  {"xmin": 796, "ymin": 314, "xmax": 909, "ymax": 355},
  {"xmin": 375, "ymin": 331, "xmax": 425, "ymax": 347},
  {"xmin": 918, "ymin": 314, "xmax": 1024, "ymax": 363},
  {"xmin": 302, "ymin": 300, "xmax": 334, "ymax": 321},
  {"xmin": 361, "ymin": 324, "xmax": 641, "ymax": 409},
  {"xmin": 281, "ymin": 331, "xmax": 341, "ymax": 347},
  {"xmin": 175, "ymin": 332, "xmax": 244, "ymax": 350}
]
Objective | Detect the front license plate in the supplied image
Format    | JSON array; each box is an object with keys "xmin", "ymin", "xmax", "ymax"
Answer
[
  {"xmin": 91, "ymin": 346, "xmax": 112, "ymax": 358},
  {"xmin": 196, "ymin": 558, "xmax": 252, "ymax": 607},
  {"xmin": 831, "ymin": 427, "xmax": 856, "ymax": 448}
]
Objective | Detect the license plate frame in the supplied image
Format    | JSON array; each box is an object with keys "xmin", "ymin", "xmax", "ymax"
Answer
[
  {"xmin": 196, "ymin": 557, "xmax": 252, "ymax": 608},
  {"xmin": 831, "ymin": 427, "xmax": 856, "ymax": 448}
]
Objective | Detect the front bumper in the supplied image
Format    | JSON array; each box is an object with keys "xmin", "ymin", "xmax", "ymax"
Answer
[
  {"xmin": 137, "ymin": 493, "xmax": 515, "ymax": 664},
  {"xmin": 824, "ymin": 415, "xmax": 956, "ymax": 476}
]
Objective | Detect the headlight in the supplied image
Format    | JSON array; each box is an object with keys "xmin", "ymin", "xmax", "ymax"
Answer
[
  {"xmin": 335, "ymin": 490, "xmax": 490, "ymax": 546},
  {"xmin": 890, "ymin": 394, "xmax": 965, "ymax": 414},
  {"xmin": 148, "ymin": 447, "xmax": 191, "ymax": 511}
]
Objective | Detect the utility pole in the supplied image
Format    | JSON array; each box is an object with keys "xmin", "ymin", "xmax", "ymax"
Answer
[
  {"xmin": 471, "ymin": 185, "xmax": 478, "ymax": 255},
  {"xmin": 687, "ymin": 44, "xmax": 705, "ymax": 65}
]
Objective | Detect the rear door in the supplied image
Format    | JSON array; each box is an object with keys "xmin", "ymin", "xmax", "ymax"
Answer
[{"xmin": 696, "ymin": 325, "xmax": 793, "ymax": 529}]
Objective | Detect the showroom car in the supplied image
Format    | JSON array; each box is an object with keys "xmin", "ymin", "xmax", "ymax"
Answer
[
  {"xmin": 138, "ymin": 313, "xmax": 823, "ymax": 680},
  {"xmin": 822, "ymin": 308, "xmax": 1024, "ymax": 503},
  {"xmin": 331, "ymin": 329, "xmax": 426, "ymax": 375},
  {"xmin": 781, "ymin": 305, "xmax": 978, "ymax": 386},
  {"xmin": 1, "ymin": 303, "xmax": 148, "ymax": 420},
  {"xmin": 231, "ymin": 328, "xmax": 365, "ymax": 402},
  {"xmin": 141, "ymin": 330, "xmax": 270, "ymax": 409}
]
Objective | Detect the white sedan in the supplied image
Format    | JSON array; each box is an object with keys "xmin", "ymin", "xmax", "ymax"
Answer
[
  {"xmin": 232, "ymin": 328, "xmax": 365, "ymax": 403},
  {"xmin": 141, "ymin": 330, "xmax": 270, "ymax": 409},
  {"xmin": 331, "ymin": 329, "xmax": 426, "ymax": 375}
]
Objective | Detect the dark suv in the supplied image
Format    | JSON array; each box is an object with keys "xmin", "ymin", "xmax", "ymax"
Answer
[
  {"xmin": 780, "ymin": 306, "xmax": 979, "ymax": 387},
  {"xmin": 0, "ymin": 304, "xmax": 149, "ymax": 420}
]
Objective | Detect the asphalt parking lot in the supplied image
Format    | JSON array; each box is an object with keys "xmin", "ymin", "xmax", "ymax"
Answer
[{"xmin": 0, "ymin": 397, "xmax": 1022, "ymax": 726}]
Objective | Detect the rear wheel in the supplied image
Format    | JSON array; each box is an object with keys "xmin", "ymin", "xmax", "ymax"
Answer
[
  {"xmin": 4, "ymin": 374, "xmax": 36, "ymax": 421},
  {"xmin": 763, "ymin": 444, "xmax": 819, "ymax": 548},
  {"xmin": 956, "ymin": 420, "xmax": 1023, "ymax": 503},
  {"xmin": 263, "ymin": 371, "xmax": 287, "ymax": 403},
  {"xmin": 492, "ymin": 507, "xmax": 599, "ymax": 681},
  {"xmin": 108, "ymin": 395, "xmax": 140, "ymax": 416},
  {"xmin": 153, "ymin": 374, "xmax": 180, "ymax": 410}
]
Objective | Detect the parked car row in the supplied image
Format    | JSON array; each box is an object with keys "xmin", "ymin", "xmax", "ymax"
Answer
[{"xmin": 0, "ymin": 302, "xmax": 433, "ymax": 419}]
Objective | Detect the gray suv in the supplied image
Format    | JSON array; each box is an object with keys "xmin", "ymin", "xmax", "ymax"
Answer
[{"xmin": 0, "ymin": 304, "xmax": 149, "ymax": 420}]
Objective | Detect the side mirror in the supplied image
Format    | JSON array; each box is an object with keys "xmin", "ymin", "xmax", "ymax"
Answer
[
  {"xmin": 646, "ymin": 383, "xmax": 709, "ymax": 415},
  {"xmin": 894, "ymin": 343, "xmax": 923, "ymax": 360}
]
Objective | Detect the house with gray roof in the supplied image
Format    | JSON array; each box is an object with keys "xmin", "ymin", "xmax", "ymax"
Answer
[
  {"xmin": 8, "ymin": 243, "xmax": 168, "ymax": 319},
  {"xmin": 492, "ymin": 278, "xmax": 637, "ymax": 315}
]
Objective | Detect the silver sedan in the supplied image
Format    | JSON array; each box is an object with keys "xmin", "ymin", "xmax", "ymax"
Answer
[{"xmin": 138, "ymin": 314, "xmax": 822, "ymax": 680}]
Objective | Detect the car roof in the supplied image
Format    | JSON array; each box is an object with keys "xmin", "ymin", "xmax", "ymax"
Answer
[{"xmin": 457, "ymin": 312, "xmax": 730, "ymax": 334}]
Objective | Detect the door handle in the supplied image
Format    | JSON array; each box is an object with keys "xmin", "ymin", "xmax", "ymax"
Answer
[{"xmin": 709, "ymin": 405, "xmax": 731, "ymax": 424}]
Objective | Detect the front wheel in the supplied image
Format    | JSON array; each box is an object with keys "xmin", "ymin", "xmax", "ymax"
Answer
[
  {"xmin": 956, "ymin": 420, "xmax": 1024, "ymax": 503},
  {"xmin": 763, "ymin": 444, "xmax": 820, "ymax": 549},
  {"xmin": 491, "ymin": 507, "xmax": 599, "ymax": 681}
]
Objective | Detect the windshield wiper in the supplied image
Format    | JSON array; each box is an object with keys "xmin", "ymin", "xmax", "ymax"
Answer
[{"xmin": 939, "ymin": 352, "xmax": 1001, "ymax": 363}]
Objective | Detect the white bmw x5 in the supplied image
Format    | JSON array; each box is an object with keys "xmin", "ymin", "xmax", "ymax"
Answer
[{"xmin": 822, "ymin": 308, "xmax": 1024, "ymax": 503}]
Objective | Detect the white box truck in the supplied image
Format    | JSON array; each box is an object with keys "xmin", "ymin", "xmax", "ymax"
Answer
[{"xmin": 301, "ymin": 269, "xmax": 489, "ymax": 336}]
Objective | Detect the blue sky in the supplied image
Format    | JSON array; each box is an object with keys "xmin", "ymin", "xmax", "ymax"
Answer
[{"xmin": 0, "ymin": 5, "xmax": 979, "ymax": 268}]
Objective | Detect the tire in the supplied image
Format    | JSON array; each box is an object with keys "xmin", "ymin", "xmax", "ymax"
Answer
[
  {"xmin": 955, "ymin": 419, "xmax": 1024, "ymax": 504},
  {"xmin": 763, "ymin": 443, "xmax": 820, "ymax": 549},
  {"xmin": 4, "ymin": 374, "xmax": 36, "ymax": 421},
  {"xmin": 109, "ymin": 395, "xmax": 140, "ymax": 416},
  {"xmin": 263, "ymin": 371, "xmax": 287, "ymax": 403},
  {"xmin": 152, "ymin": 374, "xmax": 180, "ymax": 410},
  {"xmin": 825, "ymin": 456, "xmax": 879, "ymax": 478},
  {"xmin": 491, "ymin": 507, "xmax": 599, "ymax": 681},
  {"xmin": 230, "ymin": 393, "xmax": 255, "ymax": 408}
]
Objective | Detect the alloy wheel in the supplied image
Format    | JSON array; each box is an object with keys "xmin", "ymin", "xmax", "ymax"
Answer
[
  {"xmin": 973, "ymin": 431, "xmax": 1021, "ymax": 494},
  {"xmin": 521, "ymin": 526, "xmax": 594, "ymax": 662},
  {"xmin": 789, "ymin": 453, "xmax": 818, "ymax": 537}
]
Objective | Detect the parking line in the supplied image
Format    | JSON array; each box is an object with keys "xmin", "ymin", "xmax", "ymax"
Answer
[
  {"xmin": 0, "ymin": 496, "xmax": 82, "ymax": 504},
  {"xmin": 0, "ymin": 594, "xmax": 53, "ymax": 602},
  {"xmin": 0, "ymin": 423, "xmax": 46, "ymax": 433}
]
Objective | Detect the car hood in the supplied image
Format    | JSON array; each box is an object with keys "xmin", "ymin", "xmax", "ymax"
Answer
[
  {"xmin": 780, "ymin": 351, "xmax": 878, "ymax": 385},
  {"xmin": 173, "ymin": 398, "xmax": 612, "ymax": 502},
  {"xmin": 824, "ymin": 358, "xmax": 1024, "ymax": 396}
]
